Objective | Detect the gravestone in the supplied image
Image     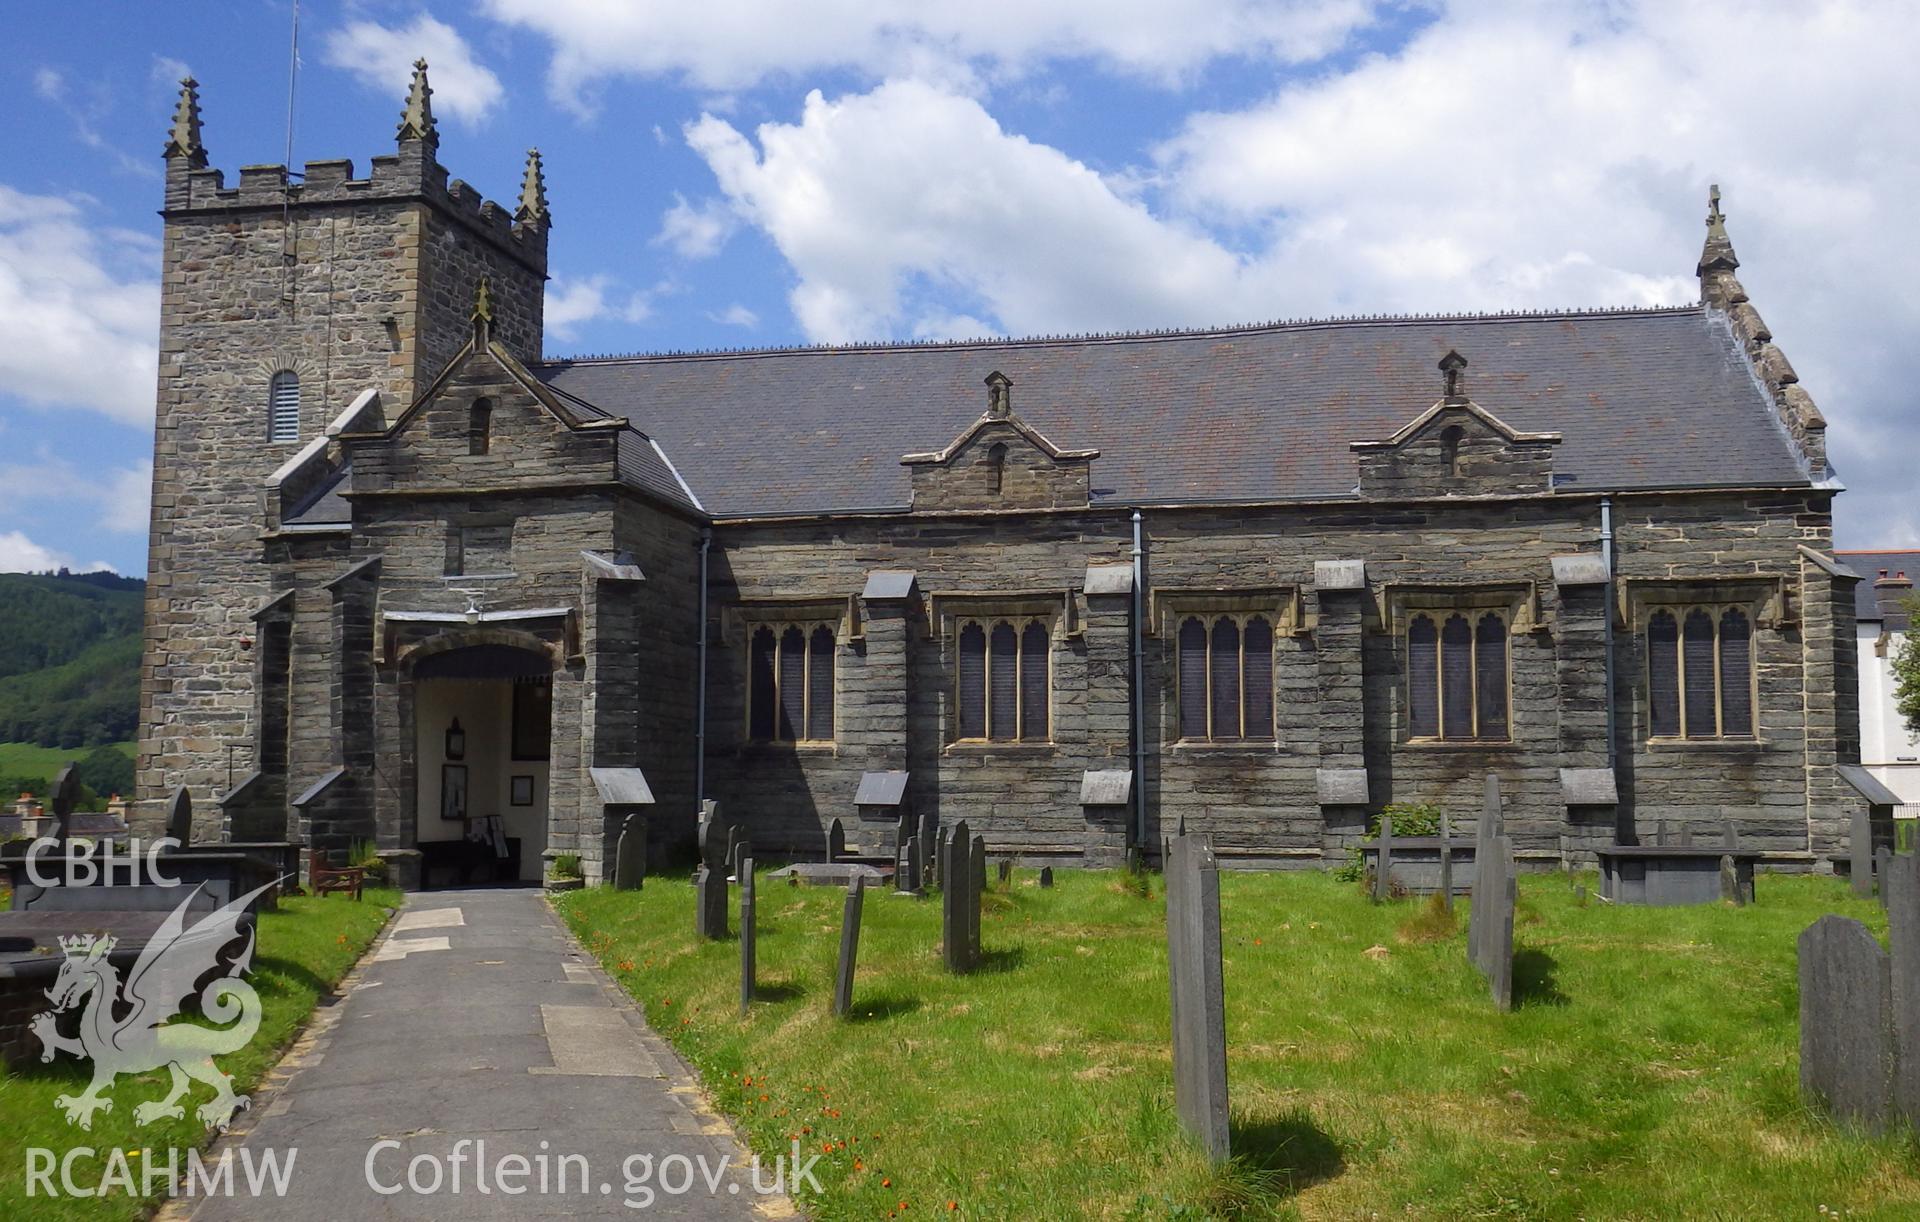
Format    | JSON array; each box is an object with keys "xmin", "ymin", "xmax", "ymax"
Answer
[
  {"xmin": 832, "ymin": 875, "xmax": 865, "ymax": 1018},
  {"xmin": 826, "ymin": 817, "xmax": 846, "ymax": 864},
  {"xmin": 1164, "ymin": 834, "xmax": 1230, "ymax": 1162},
  {"xmin": 919, "ymin": 810, "xmax": 937, "ymax": 876},
  {"xmin": 1719, "ymin": 854, "xmax": 1744, "ymax": 906},
  {"xmin": 1885, "ymin": 851, "xmax": 1920, "ymax": 1126},
  {"xmin": 694, "ymin": 864, "xmax": 728, "ymax": 940},
  {"xmin": 1878, "ymin": 849, "xmax": 1894, "ymax": 910},
  {"xmin": 739, "ymin": 857, "xmax": 756, "ymax": 1014},
  {"xmin": 1039, "ymin": 866, "xmax": 1054, "ymax": 889},
  {"xmin": 699, "ymin": 799, "xmax": 723, "ymax": 867},
  {"xmin": 1373, "ymin": 814, "xmax": 1395, "ymax": 902},
  {"xmin": 165, "ymin": 786, "xmax": 193, "ymax": 847},
  {"xmin": 730, "ymin": 835, "xmax": 752, "ymax": 886},
  {"xmin": 1438, "ymin": 813, "xmax": 1454, "ymax": 912},
  {"xmin": 1800, "ymin": 914, "xmax": 1895, "ymax": 1130},
  {"xmin": 1468, "ymin": 775, "xmax": 1516, "ymax": 1011},
  {"xmin": 998, "ymin": 858, "xmax": 1012, "ymax": 885},
  {"xmin": 969, "ymin": 834, "xmax": 986, "ymax": 962},
  {"xmin": 941, "ymin": 820, "xmax": 978, "ymax": 973},
  {"xmin": 894, "ymin": 836, "xmax": 922, "ymax": 896},
  {"xmin": 724, "ymin": 825, "xmax": 742, "ymax": 876},
  {"xmin": 1852, "ymin": 808, "xmax": 1875, "ymax": 898},
  {"xmin": 50, "ymin": 764, "xmax": 79, "ymax": 844},
  {"xmin": 614, "ymin": 814, "xmax": 647, "ymax": 890}
]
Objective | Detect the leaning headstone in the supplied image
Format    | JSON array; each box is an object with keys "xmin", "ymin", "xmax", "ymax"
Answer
[
  {"xmin": 1799, "ymin": 914, "xmax": 1895, "ymax": 1130},
  {"xmin": 1884, "ymin": 851, "xmax": 1920, "ymax": 1126},
  {"xmin": 739, "ymin": 857, "xmax": 757, "ymax": 1014},
  {"xmin": 1720, "ymin": 854, "xmax": 1744, "ymax": 906},
  {"xmin": 998, "ymin": 858, "xmax": 1012, "ymax": 885},
  {"xmin": 826, "ymin": 817, "xmax": 846, "ymax": 864},
  {"xmin": 832, "ymin": 875, "xmax": 865, "ymax": 1018},
  {"xmin": 724, "ymin": 825, "xmax": 742, "ymax": 876},
  {"xmin": 1878, "ymin": 849, "xmax": 1894, "ymax": 910},
  {"xmin": 1852, "ymin": 808, "xmax": 1875, "ymax": 898},
  {"xmin": 730, "ymin": 835, "xmax": 752, "ymax": 886},
  {"xmin": 894, "ymin": 836, "xmax": 922, "ymax": 896},
  {"xmin": 614, "ymin": 814, "xmax": 647, "ymax": 890},
  {"xmin": 1469, "ymin": 775, "xmax": 1503, "ymax": 963},
  {"xmin": 694, "ymin": 865, "xmax": 728, "ymax": 940},
  {"xmin": 968, "ymin": 834, "xmax": 986, "ymax": 962},
  {"xmin": 1039, "ymin": 866, "xmax": 1054, "ymax": 889},
  {"xmin": 50, "ymin": 764, "xmax": 79, "ymax": 844},
  {"xmin": 1372, "ymin": 814, "xmax": 1395, "ymax": 903},
  {"xmin": 1438, "ymin": 813, "xmax": 1454, "ymax": 912},
  {"xmin": 165, "ymin": 785, "xmax": 193, "ymax": 847},
  {"xmin": 1165, "ymin": 834, "xmax": 1230, "ymax": 1162}
]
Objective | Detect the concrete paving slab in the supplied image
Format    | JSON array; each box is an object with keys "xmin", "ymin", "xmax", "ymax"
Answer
[{"xmin": 166, "ymin": 888, "xmax": 781, "ymax": 1221}]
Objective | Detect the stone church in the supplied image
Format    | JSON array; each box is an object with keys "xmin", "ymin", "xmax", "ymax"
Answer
[{"xmin": 135, "ymin": 65, "xmax": 1887, "ymax": 886}]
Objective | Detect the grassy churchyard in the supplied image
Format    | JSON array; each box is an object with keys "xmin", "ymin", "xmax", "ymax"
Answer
[
  {"xmin": 0, "ymin": 889, "xmax": 397, "ymax": 1220},
  {"xmin": 562, "ymin": 869, "xmax": 1920, "ymax": 1219}
]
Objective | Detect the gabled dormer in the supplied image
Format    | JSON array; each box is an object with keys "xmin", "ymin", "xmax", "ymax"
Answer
[
  {"xmin": 1350, "ymin": 351, "xmax": 1562, "ymax": 498},
  {"xmin": 902, "ymin": 371, "xmax": 1099, "ymax": 511}
]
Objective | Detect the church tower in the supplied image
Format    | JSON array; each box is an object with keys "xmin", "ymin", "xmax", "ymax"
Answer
[{"xmin": 136, "ymin": 65, "xmax": 550, "ymax": 825}]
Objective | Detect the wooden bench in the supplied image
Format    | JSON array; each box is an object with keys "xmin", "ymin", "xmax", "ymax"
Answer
[{"xmin": 310, "ymin": 859, "xmax": 365, "ymax": 901}]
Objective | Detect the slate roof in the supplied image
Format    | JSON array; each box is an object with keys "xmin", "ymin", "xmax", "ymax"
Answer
[
  {"xmin": 1836, "ymin": 551, "xmax": 1920, "ymax": 622},
  {"xmin": 532, "ymin": 306, "xmax": 1811, "ymax": 519}
]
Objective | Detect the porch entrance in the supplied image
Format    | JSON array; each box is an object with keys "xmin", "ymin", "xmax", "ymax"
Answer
[{"xmin": 412, "ymin": 644, "xmax": 552, "ymax": 887}]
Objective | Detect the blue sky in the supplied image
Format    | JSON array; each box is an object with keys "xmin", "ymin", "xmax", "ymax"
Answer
[{"xmin": 2, "ymin": 0, "xmax": 1915, "ymax": 576}]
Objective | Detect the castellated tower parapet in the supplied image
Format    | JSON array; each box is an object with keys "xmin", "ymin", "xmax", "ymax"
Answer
[{"xmin": 137, "ymin": 67, "xmax": 550, "ymax": 832}]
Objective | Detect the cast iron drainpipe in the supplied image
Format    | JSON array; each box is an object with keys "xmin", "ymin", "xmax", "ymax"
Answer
[
  {"xmin": 1601, "ymin": 497, "xmax": 1617, "ymax": 771},
  {"xmin": 1131, "ymin": 510, "xmax": 1148, "ymax": 854},
  {"xmin": 695, "ymin": 527, "xmax": 711, "ymax": 811}
]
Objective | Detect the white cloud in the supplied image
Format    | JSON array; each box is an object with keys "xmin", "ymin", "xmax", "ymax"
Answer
[
  {"xmin": 0, "ymin": 530, "xmax": 74, "ymax": 574},
  {"xmin": 708, "ymin": 304, "xmax": 759, "ymax": 329},
  {"xmin": 653, "ymin": 194, "xmax": 736, "ymax": 260},
  {"xmin": 686, "ymin": 81, "xmax": 1267, "ymax": 342},
  {"xmin": 543, "ymin": 274, "xmax": 656, "ymax": 343},
  {"xmin": 482, "ymin": 0, "xmax": 1376, "ymax": 99},
  {"xmin": 322, "ymin": 15, "xmax": 504, "ymax": 126},
  {"xmin": 100, "ymin": 462, "xmax": 152, "ymax": 535},
  {"xmin": 33, "ymin": 66, "xmax": 156, "ymax": 178},
  {"xmin": 0, "ymin": 185, "xmax": 159, "ymax": 425}
]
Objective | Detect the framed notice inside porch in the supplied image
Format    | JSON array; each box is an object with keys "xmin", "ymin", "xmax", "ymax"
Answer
[{"xmin": 441, "ymin": 764, "xmax": 469, "ymax": 821}]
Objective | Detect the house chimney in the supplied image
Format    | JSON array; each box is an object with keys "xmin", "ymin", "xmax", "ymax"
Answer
[{"xmin": 1875, "ymin": 568, "xmax": 1913, "ymax": 633}]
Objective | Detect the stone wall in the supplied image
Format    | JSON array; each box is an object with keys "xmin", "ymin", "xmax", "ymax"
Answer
[
  {"xmin": 702, "ymin": 486, "xmax": 1857, "ymax": 867},
  {"xmin": 138, "ymin": 132, "xmax": 546, "ymax": 832}
]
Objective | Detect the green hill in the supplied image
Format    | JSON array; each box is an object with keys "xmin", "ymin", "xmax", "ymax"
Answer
[{"xmin": 0, "ymin": 571, "xmax": 144, "ymax": 749}]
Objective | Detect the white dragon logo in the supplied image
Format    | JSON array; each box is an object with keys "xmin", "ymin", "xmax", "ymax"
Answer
[{"xmin": 29, "ymin": 879, "xmax": 278, "ymax": 1131}]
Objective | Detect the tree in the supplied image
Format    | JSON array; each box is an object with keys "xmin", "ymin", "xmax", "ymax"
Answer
[{"xmin": 1894, "ymin": 596, "xmax": 1920, "ymax": 737}]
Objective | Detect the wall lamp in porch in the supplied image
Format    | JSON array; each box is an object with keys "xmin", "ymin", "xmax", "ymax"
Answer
[{"xmin": 446, "ymin": 719, "xmax": 466, "ymax": 761}]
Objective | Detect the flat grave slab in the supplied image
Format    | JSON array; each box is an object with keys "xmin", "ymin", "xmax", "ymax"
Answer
[{"xmin": 769, "ymin": 862, "xmax": 893, "ymax": 887}]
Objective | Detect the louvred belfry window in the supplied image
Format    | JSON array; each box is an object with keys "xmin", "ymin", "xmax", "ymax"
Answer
[
  {"xmin": 1645, "ymin": 604, "xmax": 1755, "ymax": 740},
  {"xmin": 1175, "ymin": 613, "xmax": 1276, "ymax": 742},
  {"xmin": 747, "ymin": 621, "xmax": 836, "ymax": 743},
  {"xmin": 1405, "ymin": 610, "xmax": 1511, "ymax": 742},
  {"xmin": 955, "ymin": 616, "xmax": 1050, "ymax": 742},
  {"xmin": 267, "ymin": 370, "xmax": 300, "ymax": 443}
]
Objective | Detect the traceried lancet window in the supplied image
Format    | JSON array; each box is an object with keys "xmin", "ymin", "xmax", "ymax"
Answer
[
  {"xmin": 955, "ymin": 617, "xmax": 1050, "ymax": 742},
  {"xmin": 749, "ymin": 623, "xmax": 836, "ymax": 743},
  {"xmin": 1406, "ymin": 610, "xmax": 1509, "ymax": 741},
  {"xmin": 267, "ymin": 370, "xmax": 301, "ymax": 443},
  {"xmin": 1177, "ymin": 614, "xmax": 1275, "ymax": 742},
  {"xmin": 1646, "ymin": 606, "xmax": 1754, "ymax": 740}
]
